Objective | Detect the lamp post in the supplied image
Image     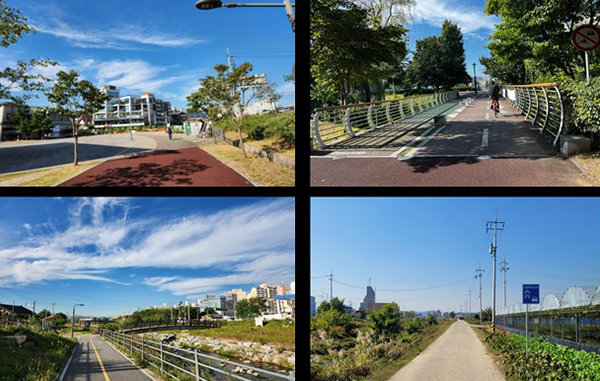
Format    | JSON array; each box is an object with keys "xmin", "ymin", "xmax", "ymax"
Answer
[
  {"xmin": 472, "ymin": 63, "xmax": 477, "ymax": 95},
  {"xmin": 195, "ymin": 0, "xmax": 295, "ymax": 33},
  {"xmin": 71, "ymin": 304, "xmax": 84, "ymax": 338}
]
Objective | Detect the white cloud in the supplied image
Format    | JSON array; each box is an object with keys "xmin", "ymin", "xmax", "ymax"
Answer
[
  {"xmin": 31, "ymin": 19, "xmax": 205, "ymax": 50},
  {"xmin": 277, "ymin": 82, "xmax": 295, "ymax": 94},
  {"xmin": 0, "ymin": 198, "xmax": 295, "ymax": 295},
  {"xmin": 410, "ymin": 0, "xmax": 499, "ymax": 34}
]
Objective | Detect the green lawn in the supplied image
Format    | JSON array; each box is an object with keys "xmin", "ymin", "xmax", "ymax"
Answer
[
  {"xmin": 0, "ymin": 326, "xmax": 76, "ymax": 381},
  {"xmin": 164, "ymin": 319, "xmax": 294, "ymax": 349}
]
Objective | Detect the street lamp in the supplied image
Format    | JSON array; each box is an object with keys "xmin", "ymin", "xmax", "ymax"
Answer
[
  {"xmin": 71, "ymin": 304, "xmax": 84, "ymax": 338},
  {"xmin": 472, "ymin": 63, "xmax": 477, "ymax": 95},
  {"xmin": 195, "ymin": 0, "xmax": 295, "ymax": 32}
]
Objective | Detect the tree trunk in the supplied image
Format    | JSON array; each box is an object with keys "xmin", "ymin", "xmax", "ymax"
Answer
[
  {"xmin": 362, "ymin": 80, "xmax": 371, "ymax": 103},
  {"xmin": 73, "ymin": 122, "xmax": 78, "ymax": 166},
  {"xmin": 237, "ymin": 118, "xmax": 247, "ymax": 158}
]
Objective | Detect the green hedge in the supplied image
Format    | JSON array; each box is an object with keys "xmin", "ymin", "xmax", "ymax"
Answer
[
  {"xmin": 214, "ymin": 111, "xmax": 295, "ymax": 147},
  {"xmin": 558, "ymin": 78, "xmax": 600, "ymax": 136}
]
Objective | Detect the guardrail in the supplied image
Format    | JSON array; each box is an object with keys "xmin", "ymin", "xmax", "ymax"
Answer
[
  {"xmin": 502, "ymin": 83, "xmax": 564, "ymax": 145},
  {"xmin": 121, "ymin": 319, "xmax": 224, "ymax": 332},
  {"xmin": 311, "ymin": 91, "xmax": 458, "ymax": 149},
  {"xmin": 101, "ymin": 329, "xmax": 294, "ymax": 381}
]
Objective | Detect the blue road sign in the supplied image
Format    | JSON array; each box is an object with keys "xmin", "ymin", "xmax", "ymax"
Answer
[{"xmin": 523, "ymin": 284, "xmax": 540, "ymax": 304}]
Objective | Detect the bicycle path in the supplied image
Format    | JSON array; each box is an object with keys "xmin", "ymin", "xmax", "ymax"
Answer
[
  {"xmin": 388, "ymin": 320, "xmax": 504, "ymax": 381},
  {"xmin": 59, "ymin": 134, "xmax": 253, "ymax": 187},
  {"xmin": 63, "ymin": 335, "xmax": 151, "ymax": 381}
]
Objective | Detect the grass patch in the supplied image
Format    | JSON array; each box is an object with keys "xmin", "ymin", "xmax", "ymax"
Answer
[
  {"xmin": 573, "ymin": 150, "xmax": 600, "ymax": 186},
  {"xmin": 199, "ymin": 142, "xmax": 294, "ymax": 186},
  {"xmin": 223, "ymin": 130, "xmax": 295, "ymax": 158},
  {"xmin": 0, "ymin": 326, "xmax": 76, "ymax": 381},
  {"xmin": 0, "ymin": 161, "xmax": 101, "ymax": 186},
  {"xmin": 173, "ymin": 319, "xmax": 294, "ymax": 349},
  {"xmin": 368, "ymin": 320, "xmax": 453, "ymax": 381}
]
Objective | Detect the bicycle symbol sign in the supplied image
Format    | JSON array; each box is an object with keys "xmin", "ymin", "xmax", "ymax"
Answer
[{"xmin": 571, "ymin": 24, "xmax": 600, "ymax": 52}]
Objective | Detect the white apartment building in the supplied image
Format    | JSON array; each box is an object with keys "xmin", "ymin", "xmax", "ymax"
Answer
[{"xmin": 93, "ymin": 85, "xmax": 171, "ymax": 128}]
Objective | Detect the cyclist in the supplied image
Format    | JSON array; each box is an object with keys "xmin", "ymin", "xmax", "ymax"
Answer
[{"xmin": 488, "ymin": 80, "xmax": 500, "ymax": 116}]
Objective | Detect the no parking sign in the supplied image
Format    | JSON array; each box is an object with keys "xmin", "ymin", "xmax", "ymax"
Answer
[{"xmin": 571, "ymin": 24, "xmax": 600, "ymax": 51}]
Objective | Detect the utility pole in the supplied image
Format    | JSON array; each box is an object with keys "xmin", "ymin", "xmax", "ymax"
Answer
[
  {"xmin": 500, "ymin": 252, "xmax": 509, "ymax": 308},
  {"xmin": 468, "ymin": 289, "xmax": 472, "ymax": 314},
  {"xmin": 475, "ymin": 264, "xmax": 485, "ymax": 319},
  {"xmin": 328, "ymin": 269, "xmax": 334, "ymax": 302},
  {"xmin": 52, "ymin": 303, "xmax": 56, "ymax": 316},
  {"xmin": 486, "ymin": 207, "xmax": 505, "ymax": 332}
]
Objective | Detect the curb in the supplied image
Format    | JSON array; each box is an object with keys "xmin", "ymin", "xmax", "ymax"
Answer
[
  {"xmin": 57, "ymin": 341, "xmax": 78, "ymax": 381},
  {"xmin": 194, "ymin": 143, "xmax": 261, "ymax": 187}
]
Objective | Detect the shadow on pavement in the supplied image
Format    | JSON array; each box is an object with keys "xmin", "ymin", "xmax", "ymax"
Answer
[
  {"xmin": 63, "ymin": 150, "xmax": 210, "ymax": 186},
  {"xmin": 0, "ymin": 142, "xmax": 150, "ymax": 174},
  {"xmin": 406, "ymin": 155, "xmax": 571, "ymax": 174}
]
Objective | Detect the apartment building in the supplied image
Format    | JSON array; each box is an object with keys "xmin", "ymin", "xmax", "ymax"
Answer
[{"xmin": 92, "ymin": 85, "xmax": 171, "ymax": 128}]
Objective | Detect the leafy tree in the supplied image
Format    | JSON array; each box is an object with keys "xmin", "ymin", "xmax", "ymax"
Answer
[
  {"xmin": 404, "ymin": 318, "xmax": 423, "ymax": 334},
  {"xmin": 481, "ymin": 307, "xmax": 493, "ymax": 322},
  {"xmin": 449, "ymin": 311, "xmax": 456, "ymax": 318},
  {"xmin": 439, "ymin": 20, "xmax": 469, "ymax": 89},
  {"xmin": 426, "ymin": 313, "xmax": 438, "ymax": 325},
  {"xmin": 352, "ymin": 0, "xmax": 415, "ymax": 28},
  {"xmin": 235, "ymin": 297, "xmax": 268, "ymax": 319},
  {"xmin": 204, "ymin": 307, "xmax": 216, "ymax": 315},
  {"xmin": 316, "ymin": 308, "xmax": 352, "ymax": 338},
  {"xmin": 31, "ymin": 109, "xmax": 54, "ymax": 139},
  {"xmin": 35, "ymin": 309, "xmax": 51, "ymax": 319},
  {"xmin": 317, "ymin": 301, "xmax": 331, "ymax": 316},
  {"xmin": 46, "ymin": 70, "xmax": 109, "ymax": 165},
  {"xmin": 187, "ymin": 63, "xmax": 280, "ymax": 157},
  {"xmin": 484, "ymin": 0, "xmax": 597, "ymax": 82},
  {"xmin": 310, "ymin": 0, "xmax": 408, "ymax": 105},
  {"xmin": 329, "ymin": 297, "xmax": 346, "ymax": 314},
  {"xmin": 54, "ymin": 312, "xmax": 68, "ymax": 326},
  {"xmin": 10, "ymin": 106, "xmax": 33, "ymax": 138},
  {"xmin": 479, "ymin": 55, "xmax": 527, "ymax": 85},
  {"xmin": 0, "ymin": 1, "xmax": 57, "ymax": 104},
  {"xmin": 367, "ymin": 302, "xmax": 402, "ymax": 337}
]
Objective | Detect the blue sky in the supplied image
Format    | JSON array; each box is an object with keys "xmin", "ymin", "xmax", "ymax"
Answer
[
  {"xmin": 5, "ymin": 0, "xmax": 295, "ymax": 108},
  {"xmin": 407, "ymin": 0, "xmax": 500, "ymax": 81},
  {"xmin": 311, "ymin": 198, "xmax": 600, "ymax": 313},
  {"xmin": 0, "ymin": 197, "xmax": 295, "ymax": 317}
]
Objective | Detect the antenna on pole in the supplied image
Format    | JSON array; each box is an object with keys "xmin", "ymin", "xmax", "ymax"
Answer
[{"xmin": 486, "ymin": 207, "xmax": 505, "ymax": 332}]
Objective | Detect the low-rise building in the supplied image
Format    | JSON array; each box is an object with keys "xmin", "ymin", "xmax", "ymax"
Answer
[
  {"xmin": 197, "ymin": 295, "xmax": 226, "ymax": 314},
  {"xmin": 92, "ymin": 85, "xmax": 171, "ymax": 128},
  {"xmin": 0, "ymin": 105, "xmax": 73, "ymax": 140}
]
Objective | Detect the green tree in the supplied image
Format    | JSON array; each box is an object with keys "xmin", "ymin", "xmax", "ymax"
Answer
[
  {"xmin": 54, "ymin": 312, "xmax": 68, "ymax": 326},
  {"xmin": 353, "ymin": 0, "xmax": 415, "ymax": 28},
  {"xmin": 481, "ymin": 307, "xmax": 493, "ymax": 322},
  {"xmin": 187, "ymin": 63, "xmax": 279, "ymax": 157},
  {"xmin": 317, "ymin": 301, "xmax": 331, "ymax": 315},
  {"xmin": 449, "ymin": 311, "xmax": 456, "ymax": 318},
  {"xmin": 35, "ymin": 309, "xmax": 51, "ymax": 319},
  {"xmin": 31, "ymin": 109, "xmax": 54, "ymax": 139},
  {"xmin": 329, "ymin": 297, "xmax": 346, "ymax": 314},
  {"xmin": 235, "ymin": 297, "xmax": 268, "ymax": 319},
  {"xmin": 484, "ymin": 1, "xmax": 596, "ymax": 82},
  {"xmin": 46, "ymin": 70, "xmax": 109, "ymax": 165},
  {"xmin": 310, "ymin": 0, "xmax": 408, "ymax": 105},
  {"xmin": 479, "ymin": 55, "xmax": 527, "ymax": 85},
  {"xmin": 367, "ymin": 302, "xmax": 402, "ymax": 337},
  {"xmin": 439, "ymin": 20, "xmax": 469, "ymax": 89},
  {"xmin": 10, "ymin": 106, "xmax": 32, "ymax": 138},
  {"xmin": 0, "ymin": 1, "xmax": 56, "ymax": 104}
]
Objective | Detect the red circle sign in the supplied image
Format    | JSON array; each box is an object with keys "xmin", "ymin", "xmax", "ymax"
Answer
[{"xmin": 571, "ymin": 24, "xmax": 600, "ymax": 51}]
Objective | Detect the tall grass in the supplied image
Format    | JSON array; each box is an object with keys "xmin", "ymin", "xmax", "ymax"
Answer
[{"xmin": 0, "ymin": 326, "xmax": 76, "ymax": 381}]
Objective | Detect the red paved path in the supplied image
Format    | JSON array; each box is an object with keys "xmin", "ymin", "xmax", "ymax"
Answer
[{"xmin": 60, "ymin": 147, "xmax": 252, "ymax": 187}]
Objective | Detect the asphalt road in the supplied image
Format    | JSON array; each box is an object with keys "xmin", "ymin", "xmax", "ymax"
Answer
[
  {"xmin": 63, "ymin": 335, "xmax": 151, "ymax": 381},
  {"xmin": 388, "ymin": 321, "xmax": 505, "ymax": 381}
]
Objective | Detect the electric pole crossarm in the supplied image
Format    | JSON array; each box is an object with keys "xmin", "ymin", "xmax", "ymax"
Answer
[{"xmin": 486, "ymin": 207, "xmax": 505, "ymax": 332}]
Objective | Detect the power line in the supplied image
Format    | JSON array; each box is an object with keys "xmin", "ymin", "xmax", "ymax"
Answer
[{"xmin": 332, "ymin": 276, "xmax": 472, "ymax": 292}]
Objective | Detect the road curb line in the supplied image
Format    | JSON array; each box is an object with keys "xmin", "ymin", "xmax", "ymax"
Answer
[
  {"xmin": 195, "ymin": 144, "xmax": 261, "ymax": 187},
  {"xmin": 58, "ymin": 341, "xmax": 78, "ymax": 381},
  {"xmin": 568, "ymin": 156, "xmax": 590, "ymax": 175},
  {"xmin": 99, "ymin": 334, "xmax": 158, "ymax": 381}
]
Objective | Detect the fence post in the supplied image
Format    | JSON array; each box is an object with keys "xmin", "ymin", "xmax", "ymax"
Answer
[
  {"xmin": 160, "ymin": 342, "xmax": 164, "ymax": 373},
  {"xmin": 398, "ymin": 101, "xmax": 404, "ymax": 119},
  {"xmin": 311, "ymin": 111, "xmax": 325, "ymax": 149},
  {"xmin": 367, "ymin": 104, "xmax": 375, "ymax": 129},
  {"xmin": 418, "ymin": 97, "xmax": 422, "ymax": 112},
  {"xmin": 410, "ymin": 99, "xmax": 414, "ymax": 115},
  {"xmin": 142, "ymin": 337, "xmax": 145, "ymax": 365},
  {"xmin": 195, "ymin": 349, "xmax": 200, "ymax": 380},
  {"xmin": 385, "ymin": 102, "xmax": 392, "ymax": 124},
  {"xmin": 554, "ymin": 85, "xmax": 564, "ymax": 146},
  {"xmin": 344, "ymin": 108, "xmax": 354, "ymax": 137},
  {"xmin": 541, "ymin": 86, "xmax": 549, "ymax": 132},
  {"xmin": 525, "ymin": 87, "xmax": 532, "ymax": 120},
  {"xmin": 532, "ymin": 87, "xmax": 540, "ymax": 126}
]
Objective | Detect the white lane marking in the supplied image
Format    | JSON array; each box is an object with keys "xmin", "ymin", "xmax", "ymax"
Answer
[
  {"xmin": 485, "ymin": 113, "xmax": 490, "ymax": 119},
  {"xmin": 481, "ymin": 128, "xmax": 489, "ymax": 147}
]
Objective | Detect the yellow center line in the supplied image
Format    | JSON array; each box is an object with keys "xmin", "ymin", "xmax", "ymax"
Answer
[{"xmin": 90, "ymin": 336, "xmax": 111, "ymax": 381}]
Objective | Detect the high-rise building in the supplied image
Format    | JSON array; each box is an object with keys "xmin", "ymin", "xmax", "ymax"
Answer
[
  {"xmin": 93, "ymin": 85, "xmax": 171, "ymax": 128},
  {"xmin": 360, "ymin": 286, "xmax": 376, "ymax": 309}
]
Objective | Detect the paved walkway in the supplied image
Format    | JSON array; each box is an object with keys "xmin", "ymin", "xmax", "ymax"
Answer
[
  {"xmin": 0, "ymin": 134, "xmax": 156, "ymax": 175},
  {"xmin": 311, "ymin": 94, "xmax": 592, "ymax": 186},
  {"xmin": 63, "ymin": 335, "xmax": 151, "ymax": 381},
  {"xmin": 388, "ymin": 321, "xmax": 504, "ymax": 381}
]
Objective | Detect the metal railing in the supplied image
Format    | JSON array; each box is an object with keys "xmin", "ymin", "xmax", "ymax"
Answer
[
  {"xmin": 311, "ymin": 91, "xmax": 458, "ymax": 149},
  {"xmin": 101, "ymin": 329, "xmax": 294, "ymax": 381},
  {"xmin": 121, "ymin": 319, "xmax": 224, "ymax": 332},
  {"xmin": 502, "ymin": 83, "xmax": 564, "ymax": 145}
]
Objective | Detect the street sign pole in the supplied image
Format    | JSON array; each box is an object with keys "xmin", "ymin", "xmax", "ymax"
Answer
[
  {"xmin": 526, "ymin": 303, "xmax": 528, "ymax": 357},
  {"xmin": 585, "ymin": 51, "xmax": 590, "ymax": 84}
]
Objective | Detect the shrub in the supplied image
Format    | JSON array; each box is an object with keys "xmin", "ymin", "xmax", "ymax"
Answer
[
  {"xmin": 367, "ymin": 303, "xmax": 402, "ymax": 337},
  {"xmin": 558, "ymin": 77, "xmax": 600, "ymax": 136},
  {"xmin": 404, "ymin": 318, "xmax": 423, "ymax": 334}
]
